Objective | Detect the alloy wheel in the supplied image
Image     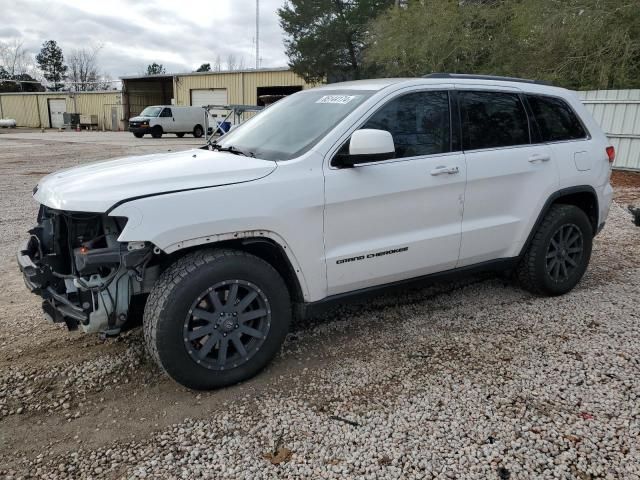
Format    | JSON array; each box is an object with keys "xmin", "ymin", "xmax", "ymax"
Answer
[
  {"xmin": 183, "ymin": 280, "xmax": 271, "ymax": 371},
  {"xmin": 545, "ymin": 223, "xmax": 584, "ymax": 282}
]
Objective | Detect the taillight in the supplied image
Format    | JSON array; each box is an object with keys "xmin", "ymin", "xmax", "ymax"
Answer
[{"xmin": 606, "ymin": 146, "xmax": 615, "ymax": 163}]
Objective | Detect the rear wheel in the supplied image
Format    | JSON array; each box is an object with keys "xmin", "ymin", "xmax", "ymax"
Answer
[
  {"xmin": 151, "ymin": 126, "xmax": 163, "ymax": 138},
  {"xmin": 143, "ymin": 249, "xmax": 291, "ymax": 390},
  {"xmin": 176, "ymin": 133, "xmax": 185, "ymax": 138},
  {"xmin": 517, "ymin": 204, "xmax": 592, "ymax": 296},
  {"xmin": 193, "ymin": 125, "xmax": 204, "ymax": 138}
]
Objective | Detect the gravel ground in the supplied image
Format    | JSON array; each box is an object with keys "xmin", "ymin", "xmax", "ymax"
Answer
[{"xmin": 0, "ymin": 133, "xmax": 639, "ymax": 479}]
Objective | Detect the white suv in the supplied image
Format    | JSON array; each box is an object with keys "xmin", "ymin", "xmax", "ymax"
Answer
[{"xmin": 18, "ymin": 74, "xmax": 614, "ymax": 389}]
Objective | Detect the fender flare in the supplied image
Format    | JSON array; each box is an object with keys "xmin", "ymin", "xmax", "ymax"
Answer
[
  {"xmin": 162, "ymin": 229, "xmax": 311, "ymax": 300},
  {"xmin": 519, "ymin": 185, "xmax": 598, "ymax": 257}
]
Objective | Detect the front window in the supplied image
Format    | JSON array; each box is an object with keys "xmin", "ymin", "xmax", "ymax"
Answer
[
  {"xmin": 140, "ymin": 106, "xmax": 162, "ymax": 117},
  {"xmin": 362, "ymin": 90, "xmax": 451, "ymax": 158},
  {"xmin": 215, "ymin": 90, "xmax": 374, "ymax": 160}
]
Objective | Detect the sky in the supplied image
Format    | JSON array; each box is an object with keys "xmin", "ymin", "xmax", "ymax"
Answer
[{"xmin": 0, "ymin": 0, "xmax": 290, "ymax": 78}]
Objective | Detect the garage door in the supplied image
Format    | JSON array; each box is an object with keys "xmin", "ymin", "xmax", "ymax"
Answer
[
  {"xmin": 48, "ymin": 99, "xmax": 67, "ymax": 129},
  {"xmin": 190, "ymin": 89, "xmax": 228, "ymax": 107},
  {"xmin": 191, "ymin": 89, "xmax": 229, "ymax": 129}
]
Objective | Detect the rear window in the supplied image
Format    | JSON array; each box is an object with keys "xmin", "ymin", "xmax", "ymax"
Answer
[
  {"xmin": 459, "ymin": 91, "xmax": 530, "ymax": 150},
  {"xmin": 526, "ymin": 95, "xmax": 587, "ymax": 142}
]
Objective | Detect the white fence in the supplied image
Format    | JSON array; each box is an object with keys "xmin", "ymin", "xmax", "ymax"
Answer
[{"xmin": 579, "ymin": 89, "xmax": 640, "ymax": 171}]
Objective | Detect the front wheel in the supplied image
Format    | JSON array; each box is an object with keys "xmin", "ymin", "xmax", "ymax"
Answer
[
  {"xmin": 151, "ymin": 126, "xmax": 163, "ymax": 138},
  {"xmin": 517, "ymin": 204, "xmax": 593, "ymax": 296},
  {"xmin": 143, "ymin": 249, "xmax": 291, "ymax": 390},
  {"xmin": 133, "ymin": 132, "xmax": 144, "ymax": 138}
]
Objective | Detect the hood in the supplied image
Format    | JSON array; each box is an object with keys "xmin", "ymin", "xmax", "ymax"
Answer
[
  {"xmin": 129, "ymin": 116, "xmax": 152, "ymax": 122},
  {"xmin": 33, "ymin": 149, "xmax": 277, "ymax": 213}
]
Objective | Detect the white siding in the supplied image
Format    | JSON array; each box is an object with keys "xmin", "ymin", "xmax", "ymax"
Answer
[{"xmin": 579, "ymin": 90, "xmax": 640, "ymax": 170}]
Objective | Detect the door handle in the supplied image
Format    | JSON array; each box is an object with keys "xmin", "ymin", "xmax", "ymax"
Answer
[
  {"xmin": 528, "ymin": 153, "xmax": 551, "ymax": 163},
  {"xmin": 430, "ymin": 165, "xmax": 459, "ymax": 176}
]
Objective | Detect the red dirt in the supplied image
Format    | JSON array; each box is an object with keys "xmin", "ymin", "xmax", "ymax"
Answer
[{"xmin": 611, "ymin": 170, "xmax": 640, "ymax": 205}]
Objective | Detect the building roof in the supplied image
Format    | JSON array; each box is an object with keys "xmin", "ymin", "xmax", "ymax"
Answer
[{"xmin": 120, "ymin": 67, "xmax": 292, "ymax": 81}]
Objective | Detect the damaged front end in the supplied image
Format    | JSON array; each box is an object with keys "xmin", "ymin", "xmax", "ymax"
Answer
[{"xmin": 17, "ymin": 206, "xmax": 160, "ymax": 334}]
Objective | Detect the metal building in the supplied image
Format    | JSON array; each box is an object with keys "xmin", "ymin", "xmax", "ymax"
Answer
[
  {"xmin": 0, "ymin": 91, "xmax": 123, "ymax": 130},
  {"xmin": 121, "ymin": 67, "xmax": 312, "ymax": 120}
]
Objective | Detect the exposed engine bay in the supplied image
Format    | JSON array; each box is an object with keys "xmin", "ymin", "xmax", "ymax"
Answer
[{"xmin": 17, "ymin": 206, "xmax": 160, "ymax": 334}]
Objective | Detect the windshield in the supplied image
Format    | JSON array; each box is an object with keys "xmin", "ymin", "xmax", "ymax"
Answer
[
  {"xmin": 139, "ymin": 106, "xmax": 162, "ymax": 117},
  {"xmin": 215, "ymin": 90, "xmax": 374, "ymax": 160}
]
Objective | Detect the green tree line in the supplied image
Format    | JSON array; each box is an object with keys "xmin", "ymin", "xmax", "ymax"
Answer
[{"xmin": 280, "ymin": 0, "xmax": 640, "ymax": 90}]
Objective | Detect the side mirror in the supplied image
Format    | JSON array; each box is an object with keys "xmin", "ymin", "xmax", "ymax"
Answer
[{"xmin": 334, "ymin": 129, "xmax": 395, "ymax": 168}]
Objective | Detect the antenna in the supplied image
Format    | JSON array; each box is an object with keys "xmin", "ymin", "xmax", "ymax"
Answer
[{"xmin": 255, "ymin": 0, "xmax": 260, "ymax": 69}]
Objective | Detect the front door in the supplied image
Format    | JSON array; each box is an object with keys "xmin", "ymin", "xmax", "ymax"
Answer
[
  {"xmin": 158, "ymin": 107, "xmax": 174, "ymax": 131},
  {"xmin": 323, "ymin": 90, "xmax": 466, "ymax": 296}
]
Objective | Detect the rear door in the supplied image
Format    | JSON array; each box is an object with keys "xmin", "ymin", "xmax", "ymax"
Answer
[
  {"xmin": 323, "ymin": 89, "xmax": 466, "ymax": 295},
  {"xmin": 457, "ymin": 88, "xmax": 558, "ymax": 266}
]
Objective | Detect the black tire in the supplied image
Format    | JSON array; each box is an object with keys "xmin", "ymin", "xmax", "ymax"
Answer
[
  {"xmin": 193, "ymin": 125, "xmax": 204, "ymax": 138},
  {"xmin": 517, "ymin": 204, "xmax": 593, "ymax": 296},
  {"xmin": 143, "ymin": 249, "xmax": 291, "ymax": 390},
  {"xmin": 133, "ymin": 132, "xmax": 144, "ymax": 138},
  {"xmin": 176, "ymin": 133, "xmax": 185, "ymax": 138},
  {"xmin": 151, "ymin": 126, "xmax": 163, "ymax": 138}
]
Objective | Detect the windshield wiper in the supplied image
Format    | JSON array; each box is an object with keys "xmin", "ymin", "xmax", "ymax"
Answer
[{"xmin": 208, "ymin": 142, "xmax": 254, "ymax": 157}]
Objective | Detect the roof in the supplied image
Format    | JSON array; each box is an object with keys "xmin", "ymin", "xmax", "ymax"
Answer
[
  {"xmin": 120, "ymin": 67, "xmax": 292, "ymax": 81},
  {"xmin": 314, "ymin": 76, "xmax": 567, "ymax": 94}
]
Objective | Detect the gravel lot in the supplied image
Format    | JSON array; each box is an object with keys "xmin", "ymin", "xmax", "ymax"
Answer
[{"xmin": 0, "ymin": 132, "xmax": 639, "ymax": 479}]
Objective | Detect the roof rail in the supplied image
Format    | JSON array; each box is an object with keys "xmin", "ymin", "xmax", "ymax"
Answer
[{"xmin": 423, "ymin": 73, "xmax": 552, "ymax": 86}]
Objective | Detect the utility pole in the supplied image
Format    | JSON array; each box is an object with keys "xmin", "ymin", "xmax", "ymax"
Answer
[{"xmin": 255, "ymin": 0, "xmax": 260, "ymax": 69}]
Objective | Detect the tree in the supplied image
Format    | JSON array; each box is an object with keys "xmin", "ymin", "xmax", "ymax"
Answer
[
  {"xmin": 36, "ymin": 40, "xmax": 67, "ymax": 91},
  {"xmin": 196, "ymin": 63, "xmax": 211, "ymax": 72},
  {"xmin": 213, "ymin": 54, "xmax": 222, "ymax": 72},
  {"xmin": 0, "ymin": 39, "xmax": 29, "ymax": 78},
  {"xmin": 278, "ymin": 0, "xmax": 395, "ymax": 83},
  {"xmin": 1, "ymin": 39, "xmax": 44, "ymax": 91},
  {"xmin": 364, "ymin": 0, "xmax": 640, "ymax": 90},
  {"xmin": 225, "ymin": 54, "xmax": 237, "ymax": 71},
  {"xmin": 67, "ymin": 46, "xmax": 101, "ymax": 91},
  {"xmin": 146, "ymin": 62, "xmax": 166, "ymax": 75}
]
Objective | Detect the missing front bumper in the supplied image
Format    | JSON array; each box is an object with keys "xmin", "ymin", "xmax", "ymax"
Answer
[{"xmin": 17, "ymin": 240, "xmax": 88, "ymax": 330}]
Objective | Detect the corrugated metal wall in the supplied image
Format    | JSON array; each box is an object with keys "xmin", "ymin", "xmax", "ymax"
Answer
[
  {"xmin": 173, "ymin": 69, "xmax": 312, "ymax": 107},
  {"xmin": 579, "ymin": 90, "xmax": 640, "ymax": 170},
  {"xmin": 0, "ymin": 91, "xmax": 122, "ymax": 130}
]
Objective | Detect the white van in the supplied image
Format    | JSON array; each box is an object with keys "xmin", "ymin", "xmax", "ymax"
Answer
[{"xmin": 128, "ymin": 106, "xmax": 206, "ymax": 139}]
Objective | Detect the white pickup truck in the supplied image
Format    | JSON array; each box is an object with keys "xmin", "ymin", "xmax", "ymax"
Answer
[{"xmin": 18, "ymin": 74, "xmax": 613, "ymax": 389}]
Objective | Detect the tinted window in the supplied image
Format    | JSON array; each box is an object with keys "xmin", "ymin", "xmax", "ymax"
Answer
[
  {"xmin": 460, "ymin": 91, "xmax": 530, "ymax": 150},
  {"xmin": 160, "ymin": 108, "xmax": 172, "ymax": 117},
  {"xmin": 527, "ymin": 95, "xmax": 587, "ymax": 142},
  {"xmin": 362, "ymin": 91, "xmax": 450, "ymax": 158}
]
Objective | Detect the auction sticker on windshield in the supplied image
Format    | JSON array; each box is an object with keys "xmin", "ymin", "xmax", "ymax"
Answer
[{"xmin": 316, "ymin": 95, "xmax": 359, "ymax": 104}]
